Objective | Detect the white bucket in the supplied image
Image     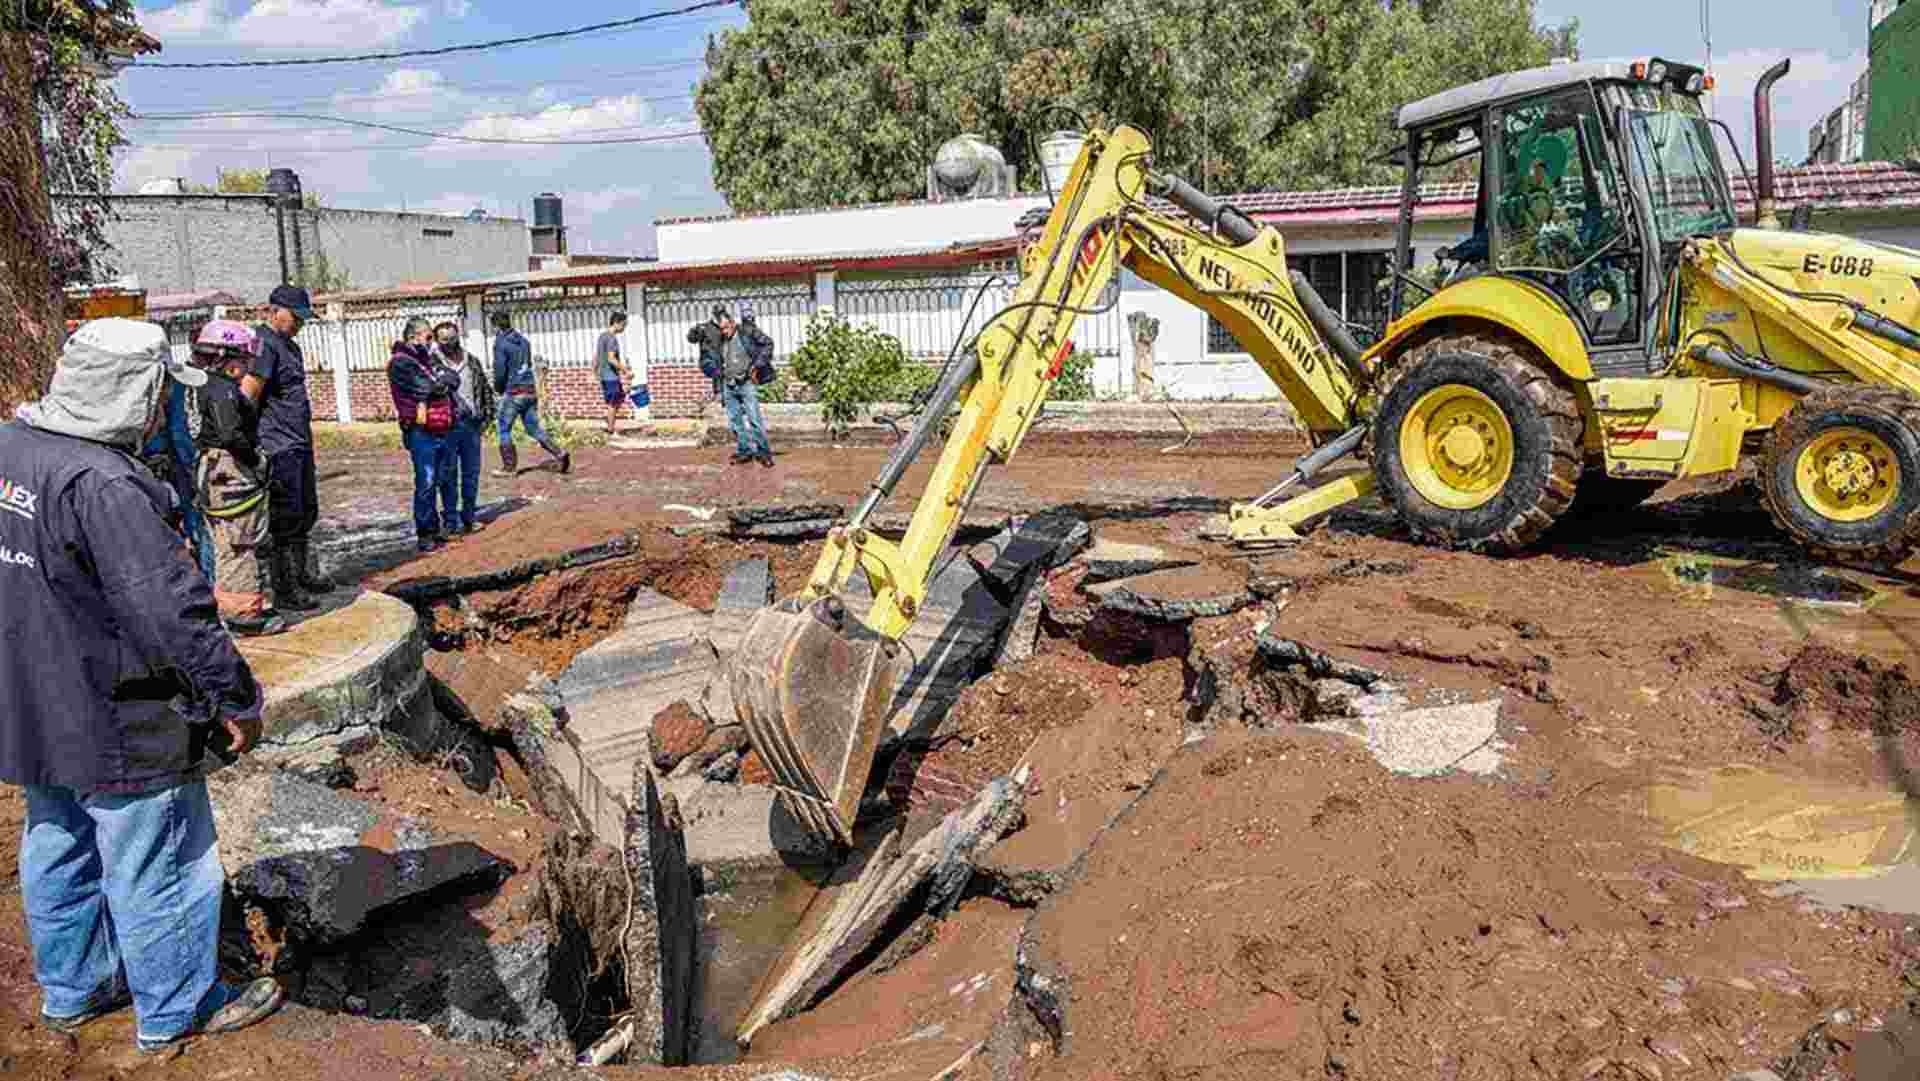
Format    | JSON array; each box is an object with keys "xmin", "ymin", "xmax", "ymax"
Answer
[{"xmin": 1039, "ymin": 131, "xmax": 1086, "ymax": 194}]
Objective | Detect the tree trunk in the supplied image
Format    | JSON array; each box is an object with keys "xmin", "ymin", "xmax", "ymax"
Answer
[{"xmin": 0, "ymin": 30, "xmax": 60, "ymax": 415}]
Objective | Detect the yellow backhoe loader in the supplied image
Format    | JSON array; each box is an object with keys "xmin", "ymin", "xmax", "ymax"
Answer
[{"xmin": 730, "ymin": 55, "xmax": 1920, "ymax": 847}]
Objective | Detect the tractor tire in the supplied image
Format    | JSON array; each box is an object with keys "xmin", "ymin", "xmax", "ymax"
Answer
[
  {"xmin": 1371, "ymin": 333, "xmax": 1583, "ymax": 553},
  {"xmin": 1759, "ymin": 384, "xmax": 1920, "ymax": 566}
]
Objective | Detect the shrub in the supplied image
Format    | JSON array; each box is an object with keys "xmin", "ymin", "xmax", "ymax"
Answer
[
  {"xmin": 883, "ymin": 361, "xmax": 942, "ymax": 403},
  {"xmin": 1052, "ymin": 348, "xmax": 1096, "ymax": 401},
  {"xmin": 755, "ymin": 369, "xmax": 793, "ymax": 404},
  {"xmin": 787, "ymin": 313, "xmax": 913, "ymax": 437}
]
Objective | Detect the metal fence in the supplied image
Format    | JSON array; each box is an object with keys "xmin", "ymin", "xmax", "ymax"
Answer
[
  {"xmin": 337, "ymin": 298, "xmax": 464, "ymax": 372},
  {"xmin": 481, "ymin": 287, "xmax": 625, "ymax": 372},
  {"xmin": 836, "ymin": 265, "xmax": 1124, "ymax": 362},
  {"xmin": 642, "ymin": 278, "xmax": 815, "ymax": 367}
]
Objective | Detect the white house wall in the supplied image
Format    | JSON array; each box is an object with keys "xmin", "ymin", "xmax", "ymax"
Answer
[
  {"xmin": 1120, "ymin": 220, "xmax": 1469, "ymax": 400},
  {"xmin": 656, "ymin": 196, "xmax": 1049, "ymax": 263}
]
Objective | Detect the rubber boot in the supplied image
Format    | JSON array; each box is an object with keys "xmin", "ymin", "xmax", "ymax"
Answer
[
  {"xmin": 290, "ymin": 539, "xmax": 333, "ymax": 595},
  {"xmin": 270, "ymin": 548, "xmax": 318, "ymax": 612},
  {"xmin": 492, "ymin": 442, "xmax": 518, "ymax": 479},
  {"xmin": 542, "ymin": 440, "xmax": 570, "ymax": 475}
]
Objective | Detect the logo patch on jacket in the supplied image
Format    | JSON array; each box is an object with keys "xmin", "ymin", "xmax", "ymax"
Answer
[
  {"xmin": 0, "ymin": 479, "xmax": 38, "ymax": 521},
  {"xmin": 0, "ymin": 545, "xmax": 35, "ymax": 569}
]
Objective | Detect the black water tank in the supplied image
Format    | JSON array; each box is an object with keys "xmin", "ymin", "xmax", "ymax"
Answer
[
  {"xmin": 266, "ymin": 167, "xmax": 301, "ymax": 198},
  {"xmin": 533, "ymin": 193, "xmax": 563, "ymax": 228}
]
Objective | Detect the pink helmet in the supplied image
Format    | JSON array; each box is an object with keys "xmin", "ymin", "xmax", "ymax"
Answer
[{"xmin": 193, "ymin": 319, "xmax": 258, "ymax": 357}]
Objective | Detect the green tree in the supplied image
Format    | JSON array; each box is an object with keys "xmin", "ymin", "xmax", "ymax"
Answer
[
  {"xmin": 0, "ymin": 1, "xmax": 157, "ymax": 411},
  {"xmin": 694, "ymin": 0, "xmax": 1571, "ymax": 213}
]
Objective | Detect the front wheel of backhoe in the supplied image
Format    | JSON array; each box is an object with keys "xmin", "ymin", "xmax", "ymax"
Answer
[
  {"xmin": 1760, "ymin": 384, "xmax": 1920, "ymax": 567},
  {"xmin": 1371, "ymin": 335, "xmax": 1582, "ymax": 553}
]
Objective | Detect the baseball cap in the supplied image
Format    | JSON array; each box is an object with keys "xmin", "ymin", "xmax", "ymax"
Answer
[
  {"xmin": 65, "ymin": 317, "xmax": 207, "ymax": 388},
  {"xmin": 268, "ymin": 284, "xmax": 315, "ymax": 320}
]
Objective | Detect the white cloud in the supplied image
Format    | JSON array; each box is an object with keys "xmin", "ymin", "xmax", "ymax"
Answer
[
  {"xmin": 458, "ymin": 94, "xmax": 660, "ymax": 142},
  {"xmin": 377, "ymin": 67, "xmax": 444, "ymax": 96},
  {"xmin": 138, "ymin": 0, "xmax": 219, "ymax": 38},
  {"xmin": 136, "ymin": 0, "xmax": 427, "ymax": 50},
  {"xmin": 1708, "ymin": 48, "xmax": 1867, "ymax": 164}
]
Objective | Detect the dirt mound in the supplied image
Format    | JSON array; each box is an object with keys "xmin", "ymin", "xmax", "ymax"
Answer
[
  {"xmin": 1752, "ymin": 644, "xmax": 1920, "ymax": 743},
  {"xmin": 1012, "ymin": 727, "xmax": 1913, "ymax": 1081}
]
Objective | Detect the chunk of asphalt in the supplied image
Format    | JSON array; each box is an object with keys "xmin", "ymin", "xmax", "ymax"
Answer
[
  {"xmin": 208, "ymin": 767, "xmax": 505, "ymax": 945},
  {"xmin": 237, "ymin": 591, "xmax": 429, "ymax": 749},
  {"xmin": 1077, "ymin": 537, "xmax": 1200, "ymax": 584},
  {"xmin": 1256, "ymin": 633, "xmax": 1386, "ymax": 688},
  {"xmin": 735, "ymin": 766, "xmax": 1031, "ymax": 1046},
  {"xmin": 1085, "ymin": 563, "xmax": 1254, "ymax": 622}
]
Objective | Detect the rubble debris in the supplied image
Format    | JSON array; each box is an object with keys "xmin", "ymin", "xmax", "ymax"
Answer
[
  {"xmin": 648, "ymin": 701, "xmax": 711, "ymax": 773},
  {"xmin": 1077, "ymin": 538, "xmax": 1200, "ymax": 583},
  {"xmin": 978, "ymin": 715, "xmax": 1166, "ymax": 904},
  {"xmin": 382, "ymin": 530, "xmax": 654, "ymax": 604},
  {"xmin": 842, "ymin": 516, "xmax": 1090, "ymax": 739},
  {"xmin": 702, "ymin": 558, "xmax": 775, "ymax": 728},
  {"xmin": 1255, "ymin": 632, "xmax": 1385, "ymax": 688},
  {"xmin": 736, "ymin": 767, "xmax": 1031, "ymax": 1046},
  {"xmin": 1310, "ymin": 697, "xmax": 1506, "ymax": 777},
  {"xmin": 983, "ymin": 513, "xmax": 1092, "ymax": 667},
  {"xmin": 709, "ymin": 557, "xmax": 775, "ymax": 658},
  {"xmin": 1326, "ymin": 556, "xmax": 1415, "ymax": 580},
  {"xmin": 508, "ymin": 692, "xmax": 625, "ymax": 850},
  {"xmin": 622, "ymin": 762, "xmax": 697, "ymax": 1066},
  {"xmin": 424, "ymin": 648, "xmax": 550, "ymax": 738},
  {"xmin": 1751, "ymin": 643, "xmax": 1920, "ymax": 743},
  {"xmin": 1086, "ymin": 563, "xmax": 1254, "ymax": 622},
  {"xmin": 252, "ymin": 730, "xmax": 367, "ymax": 789},
  {"xmin": 668, "ymin": 724, "xmax": 749, "ymax": 780},
  {"xmin": 208, "ymin": 767, "xmax": 507, "ymax": 945},
  {"xmin": 559, "ymin": 588, "xmax": 717, "ymax": 793},
  {"xmin": 727, "ymin": 503, "xmax": 844, "ymax": 539}
]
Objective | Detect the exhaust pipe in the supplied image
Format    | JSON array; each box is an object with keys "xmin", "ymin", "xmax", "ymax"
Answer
[{"xmin": 1754, "ymin": 58, "xmax": 1791, "ymax": 230}]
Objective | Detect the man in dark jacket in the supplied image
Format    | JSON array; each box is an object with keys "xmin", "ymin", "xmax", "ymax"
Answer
[
  {"xmin": 489, "ymin": 310, "xmax": 570, "ymax": 478},
  {"xmin": 2, "ymin": 318, "xmax": 284, "ymax": 1056},
  {"xmin": 241, "ymin": 285, "xmax": 332, "ymax": 613},
  {"xmin": 388, "ymin": 317, "xmax": 463, "ymax": 553},
  {"xmin": 691, "ymin": 304, "xmax": 776, "ymax": 467}
]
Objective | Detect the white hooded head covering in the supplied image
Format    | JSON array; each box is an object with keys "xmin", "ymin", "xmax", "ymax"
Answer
[{"xmin": 19, "ymin": 318, "xmax": 205, "ymax": 450}]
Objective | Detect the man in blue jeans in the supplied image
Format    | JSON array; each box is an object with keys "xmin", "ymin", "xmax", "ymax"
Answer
[
  {"xmin": 2, "ymin": 318, "xmax": 284, "ymax": 1057},
  {"xmin": 433, "ymin": 321, "xmax": 495, "ymax": 535},
  {"xmin": 692, "ymin": 304, "xmax": 776, "ymax": 467},
  {"xmin": 489, "ymin": 310, "xmax": 570, "ymax": 478},
  {"xmin": 388, "ymin": 318, "xmax": 461, "ymax": 552}
]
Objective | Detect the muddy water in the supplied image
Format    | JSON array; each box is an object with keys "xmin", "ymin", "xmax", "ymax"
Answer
[
  {"xmin": 1639, "ymin": 552, "xmax": 1920, "ymax": 909},
  {"xmin": 691, "ymin": 860, "xmax": 831, "ymax": 1064}
]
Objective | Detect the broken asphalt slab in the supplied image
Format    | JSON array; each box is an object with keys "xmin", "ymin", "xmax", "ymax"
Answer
[
  {"xmin": 623, "ymin": 762, "xmax": 698, "ymax": 1066},
  {"xmin": 1085, "ymin": 562, "xmax": 1256, "ymax": 622},
  {"xmin": 559, "ymin": 588, "xmax": 717, "ymax": 795},
  {"xmin": 737, "ymin": 766, "xmax": 1031, "ymax": 1047},
  {"xmin": 208, "ymin": 766, "xmax": 506, "ymax": 945},
  {"xmin": 235, "ymin": 590, "xmax": 430, "ymax": 748},
  {"xmin": 1078, "ymin": 536, "xmax": 1201, "ymax": 583}
]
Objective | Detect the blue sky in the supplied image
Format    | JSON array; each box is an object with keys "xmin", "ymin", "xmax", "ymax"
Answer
[{"xmin": 118, "ymin": 1, "xmax": 1877, "ymax": 256}]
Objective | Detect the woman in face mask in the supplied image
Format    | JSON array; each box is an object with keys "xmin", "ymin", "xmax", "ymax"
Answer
[{"xmin": 386, "ymin": 317, "xmax": 461, "ymax": 553}]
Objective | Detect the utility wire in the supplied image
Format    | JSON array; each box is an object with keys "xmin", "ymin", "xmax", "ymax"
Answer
[
  {"xmin": 127, "ymin": 110, "xmax": 704, "ymax": 146},
  {"xmin": 128, "ymin": 0, "xmax": 741, "ymax": 69}
]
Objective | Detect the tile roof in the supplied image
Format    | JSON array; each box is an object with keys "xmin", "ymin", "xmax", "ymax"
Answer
[{"xmin": 1009, "ymin": 162, "xmax": 1920, "ymax": 232}]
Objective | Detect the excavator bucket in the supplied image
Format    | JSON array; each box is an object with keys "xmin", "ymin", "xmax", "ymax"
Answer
[{"xmin": 727, "ymin": 595, "xmax": 901, "ymax": 849}]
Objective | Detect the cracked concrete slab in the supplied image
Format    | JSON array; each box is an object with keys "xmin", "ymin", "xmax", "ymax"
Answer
[
  {"xmin": 560, "ymin": 589, "xmax": 717, "ymax": 792},
  {"xmin": 237, "ymin": 591, "xmax": 428, "ymax": 748}
]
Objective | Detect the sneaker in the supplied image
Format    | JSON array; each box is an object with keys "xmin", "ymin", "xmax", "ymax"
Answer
[
  {"xmin": 136, "ymin": 978, "xmax": 285, "ymax": 1056},
  {"xmin": 730, "ymin": 452, "xmax": 753, "ymax": 465},
  {"xmin": 226, "ymin": 611, "xmax": 289, "ymax": 638},
  {"xmin": 417, "ymin": 536, "xmax": 441, "ymax": 554},
  {"xmin": 43, "ymin": 982, "xmax": 133, "ymax": 1034},
  {"xmin": 758, "ymin": 453, "xmax": 775, "ymax": 468},
  {"xmin": 461, "ymin": 520, "xmax": 485, "ymax": 535}
]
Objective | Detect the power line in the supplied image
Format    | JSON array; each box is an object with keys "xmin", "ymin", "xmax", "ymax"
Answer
[
  {"xmin": 128, "ymin": 110, "xmax": 705, "ymax": 146},
  {"xmin": 128, "ymin": 0, "xmax": 741, "ymax": 69}
]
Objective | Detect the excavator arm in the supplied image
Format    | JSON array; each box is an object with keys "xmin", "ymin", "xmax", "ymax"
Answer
[{"xmin": 727, "ymin": 124, "xmax": 1378, "ymax": 847}]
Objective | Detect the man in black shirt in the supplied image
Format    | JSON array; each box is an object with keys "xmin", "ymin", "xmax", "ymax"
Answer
[{"xmin": 241, "ymin": 285, "xmax": 331, "ymax": 613}]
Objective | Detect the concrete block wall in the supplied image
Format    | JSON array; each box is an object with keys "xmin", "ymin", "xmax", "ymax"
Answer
[{"xmin": 67, "ymin": 193, "xmax": 528, "ymax": 299}]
